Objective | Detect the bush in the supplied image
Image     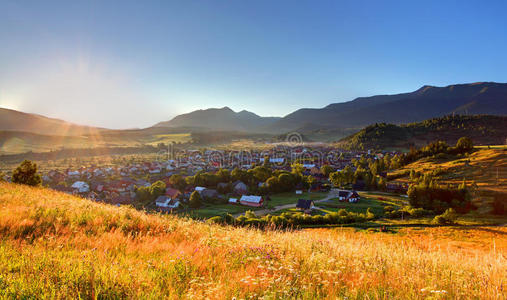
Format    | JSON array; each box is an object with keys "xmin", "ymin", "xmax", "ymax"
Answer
[
  {"xmin": 189, "ymin": 191, "xmax": 202, "ymax": 208},
  {"xmin": 432, "ymin": 208, "xmax": 458, "ymax": 225},
  {"xmin": 12, "ymin": 160, "xmax": 42, "ymax": 186},
  {"xmin": 207, "ymin": 216, "xmax": 223, "ymax": 224}
]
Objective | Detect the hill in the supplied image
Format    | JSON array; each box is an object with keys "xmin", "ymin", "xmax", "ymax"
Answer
[
  {"xmin": 0, "ymin": 182, "xmax": 505, "ymax": 298},
  {"xmin": 0, "ymin": 127, "xmax": 193, "ymax": 155},
  {"xmin": 338, "ymin": 115, "xmax": 507, "ymax": 150},
  {"xmin": 0, "ymin": 107, "xmax": 102, "ymax": 136},
  {"xmin": 154, "ymin": 107, "xmax": 280, "ymax": 132},
  {"xmin": 388, "ymin": 148, "xmax": 507, "ymax": 213},
  {"xmin": 267, "ymin": 82, "xmax": 507, "ymax": 133}
]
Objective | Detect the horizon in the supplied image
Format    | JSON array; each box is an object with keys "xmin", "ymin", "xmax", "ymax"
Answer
[
  {"xmin": 1, "ymin": 1, "xmax": 507, "ymax": 128},
  {"xmin": 2, "ymin": 80, "xmax": 505, "ymax": 129}
]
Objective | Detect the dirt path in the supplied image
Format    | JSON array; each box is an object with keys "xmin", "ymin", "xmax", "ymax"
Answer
[{"xmin": 233, "ymin": 190, "xmax": 338, "ymax": 218}]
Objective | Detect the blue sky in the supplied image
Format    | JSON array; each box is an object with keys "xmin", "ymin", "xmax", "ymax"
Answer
[{"xmin": 0, "ymin": 0, "xmax": 506, "ymax": 128}]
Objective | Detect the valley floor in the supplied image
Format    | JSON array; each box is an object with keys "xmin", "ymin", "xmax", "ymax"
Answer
[{"xmin": 0, "ymin": 183, "xmax": 505, "ymax": 299}]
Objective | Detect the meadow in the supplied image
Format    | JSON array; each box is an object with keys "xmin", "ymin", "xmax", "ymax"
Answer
[{"xmin": 0, "ymin": 182, "xmax": 505, "ymax": 299}]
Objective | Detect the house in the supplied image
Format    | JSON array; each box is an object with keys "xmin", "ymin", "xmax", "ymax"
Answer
[
  {"xmin": 165, "ymin": 187, "xmax": 182, "ymax": 200},
  {"xmin": 338, "ymin": 190, "xmax": 360, "ymax": 203},
  {"xmin": 233, "ymin": 181, "xmax": 248, "ymax": 195},
  {"xmin": 194, "ymin": 186, "xmax": 206, "ymax": 193},
  {"xmin": 201, "ymin": 189, "xmax": 219, "ymax": 200},
  {"xmin": 111, "ymin": 195, "xmax": 132, "ymax": 205},
  {"xmin": 228, "ymin": 197, "xmax": 239, "ymax": 204},
  {"xmin": 296, "ymin": 199, "xmax": 315, "ymax": 213},
  {"xmin": 71, "ymin": 181, "xmax": 90, "ymax": 193},
  {"xmin": 155, "ymin": 196, "xmax": 180, "ymax": 209},
  {"xmin": 239, "ymin": 195, "xmax": 264, "ymax": 207}
]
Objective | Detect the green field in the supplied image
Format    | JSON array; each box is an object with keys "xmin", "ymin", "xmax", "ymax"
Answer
[
  {"xmin": 186, "ymin": 191, "xmax": 328, "ymax": 219},
  {"xmin": 317, "ymin": 191, "xmax": 408, "ymax": 215}
]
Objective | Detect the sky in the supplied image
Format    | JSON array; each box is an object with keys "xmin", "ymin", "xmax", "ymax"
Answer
[{"xmin": 0, "ymin": 0, "xmax": 506, "ymax": 129}]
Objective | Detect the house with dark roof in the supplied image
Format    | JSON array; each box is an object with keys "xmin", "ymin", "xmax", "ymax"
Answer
[
  {"xmin": 338, "ymin": 190, "xmax": 360, "ymax": 203},
  {"xmin": 296, "ymin": 199, "xmax": 315, "ymax": 214}
]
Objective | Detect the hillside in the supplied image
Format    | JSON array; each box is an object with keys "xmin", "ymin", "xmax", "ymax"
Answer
[
  {"xmin": 0, "ymin": 182, "xmax": 505, "ymax": 298},
  {"xmin": 155, "ymin": 107, "xmax": 280, "ymax": 132},
  {"xmin": 0, "ymin": 127, "xmax": 193, "ymax": 155},
  {"xmin": 388, "ymin": 148, "xmax": 507, "ymax": 213},
  {"xmin": 0, "ymin": 107, "xmax": 102, "ymax": 136},
  {"xmin": 338, "ymin": 115, "xmax": 507, "ymax": 150},
  {"xmin": 266, "ymin": 82, "xmax": 507, "ymax": 133}
]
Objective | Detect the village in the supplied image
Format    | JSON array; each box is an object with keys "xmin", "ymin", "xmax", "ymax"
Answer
[{"xmin": 32, "ymin": 145, "xmax": 409, "ymax": 218}]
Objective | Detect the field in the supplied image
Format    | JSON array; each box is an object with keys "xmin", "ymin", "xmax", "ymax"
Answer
[
  {"xmin": 187, "ymin": 192, "xmax": 327, "ymax": 219},
  {"xmin": 0, "ymin": 182, "xmax": 505, "ymax": 299},
  {"xmin": 0, "ymin": 129, "xmax": 192, "ymax": 155}
]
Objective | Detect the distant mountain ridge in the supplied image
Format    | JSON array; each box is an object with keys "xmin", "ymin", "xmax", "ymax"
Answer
[
  {"xmin": 265, "ymin": 82, "xmax": 507, "ymax": 133},
  {"xmin": 154, "ymin": 106, "xmax": 281, "ymax": 132},
  {"xmin": 1, "ymin": 82, "xmax": 506, "ymax": 136},
  {"xmin": 0, "ymin": 107, "xmax": 102, "ymax": 136}
]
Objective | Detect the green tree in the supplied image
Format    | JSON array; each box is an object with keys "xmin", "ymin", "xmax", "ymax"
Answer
[
  {"xmin": 320, "ymin": 165, "xmax": 334, "ymax": 178},
  {"xmin": 169, "ymin": 174, "xmax": 186, "ymax": 191},
  {"xmin": 278, "ymin": 173, "xmax": 294, "ymax": 191},
  {"xmin": 189, "ymin": 191, "xmax": 202, "ymax": 208},
  {"xmin": 216, "ymin": 168, "xmax": 231, "ymax": 183},
  {"xmin": 266, "ymin": 176, "xmax": 279, "ymax": 193},
  {"xmin": 455, "ymin": 137, "xmax": 473, "ymax": 153},
  {"xmin": 150, "ymin": 181, "xmax": 166, "ymax": 198},
  {"xmin": 12, "ymin": 160, "xmax": 42, "ymax": 186}
]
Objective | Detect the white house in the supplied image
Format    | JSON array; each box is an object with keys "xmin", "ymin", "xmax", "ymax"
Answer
[
  {"xmin": 71, "ymin": 181, "xmax": 90, "ymax": 193},
  {"xmin": 155, "ymin": 196, "xmax": 180, "ymax": 209}
]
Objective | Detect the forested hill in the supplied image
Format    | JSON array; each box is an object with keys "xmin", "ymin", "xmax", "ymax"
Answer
[{"xmin": 338, "ymin": 115, "xmax": 507, "ymax": 150}]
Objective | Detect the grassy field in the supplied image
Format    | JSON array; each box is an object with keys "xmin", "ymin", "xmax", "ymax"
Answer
[
  {"xmin": 187, "ymin": 191, "xmax": 327, "ymax": 219},
  {"xmin": 317, "ymin": 191, "xmax": 408, "ymax": 216},
  {"xmin": 0, "ymin": 130, "xmax": 192, "ymax": 155},
  {"xmin": 0, "ymin": 182, "xmax": 505, "ymax": 299},
  {"xmin": 388, "ymin": 148, "xmax": 506, "ymax": 213}
]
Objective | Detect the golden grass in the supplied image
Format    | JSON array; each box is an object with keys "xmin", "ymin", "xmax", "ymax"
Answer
[
  {"xmin": 390, "ymin": 149, "xmax": 507, "ymax": 205},
  {"xmin": 0, "ymin": 182, "xmax": 505, "ymax": 299}
]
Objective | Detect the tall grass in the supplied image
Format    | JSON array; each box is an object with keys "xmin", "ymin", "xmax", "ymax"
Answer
[{"xmin": 0, "ymin": 182, "xmax": 505, "ymax": 299}]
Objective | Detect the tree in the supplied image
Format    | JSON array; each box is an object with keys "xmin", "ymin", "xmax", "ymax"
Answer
[
  {"xmin": 0, "ymin": 171, "xmax": 5, "ymax": 182},
  {"xmin": 291, "ymin": 163, "xmax": 304, "ymax": 176},
  {"xmin": 150, "ymin": 181, "xmax": 166, "ymax": 198},
  {"xmin": 216, "ymin": 168, "xmax": 231, "ymax": 183},
  {"xmin": 455, "ymin": 137, "xmax": 473, "ymax": 153},
  {"xmin": 12, "ymin": 160, "xmax": 42, "ymax": 186},
  {"xmin": 278, "ymin": 173, "xmax": 294, "ymax": 191},
  {"xmin": 320, "ymin": 165, "xmax": 334, "ymax": 178},
  {"xmin": 266, "ymin": 176, "xmax": 279, "ymax": 193},
  {"xmin": 169, "ymin": 174, "xmax": 186, "ymax": 191},
  {"xmin": 189, "ymin": 191, "xmax": 202, "ymax": 208}
]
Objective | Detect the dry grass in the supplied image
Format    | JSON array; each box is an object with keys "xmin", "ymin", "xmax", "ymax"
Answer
[{"xmin": 0, "ymin": 182, "xmax": 505, "ymax": 299}]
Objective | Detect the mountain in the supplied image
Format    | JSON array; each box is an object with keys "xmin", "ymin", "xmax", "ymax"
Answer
[
  {"xmin": 266, "ymin": 82, "xmax": 507, "ymax": 133},
  {"xmin": 154, "ymin": 106, "xmax": 280, "ymax": 132},
  {"xmin": 338, "ymin": 115, "xmax": 507, "ymax": 150},
  {"xmin": 0, "ymin": 107, "xmax": 102, "ymax": 136}
]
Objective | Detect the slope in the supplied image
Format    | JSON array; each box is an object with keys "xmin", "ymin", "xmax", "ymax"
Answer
[{"xmin": 0, "ymin": 182, "xmax": 505, "ymax": 298}]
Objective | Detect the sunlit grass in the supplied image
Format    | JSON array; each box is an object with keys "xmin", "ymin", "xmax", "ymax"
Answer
[{"xmin": 0, "ymin": 182, "xmax": 505, "ymax": 299}]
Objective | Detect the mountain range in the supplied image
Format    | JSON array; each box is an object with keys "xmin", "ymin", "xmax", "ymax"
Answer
[
  {"xmin": 1, "ymin": 82, "xmax": 506, "ymax": 136},
  {"xmin": 154, "ymin": 107, "xmax": 280, "ymax": 132}
]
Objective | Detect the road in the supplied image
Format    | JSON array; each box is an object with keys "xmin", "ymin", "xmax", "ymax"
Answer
[{"xmin": 233, "ymin": 190, "xmax": 339, "ymax": 218}]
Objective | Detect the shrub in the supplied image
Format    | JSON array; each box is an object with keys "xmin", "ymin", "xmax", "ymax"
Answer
[
  {"xmin": 207, "ymin": 216, "xmax": 223, "ymax": 224},
  {"xmin": 12, "ymin": 160, "xmax": 42, "ymax": 186},
  {"xmin": 432, "ymin": 208, "xmax": 458, "ymax": 225},
  {"xmin": 189, "ymin": 191, "xmax": 202, "ymax": 208}
]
